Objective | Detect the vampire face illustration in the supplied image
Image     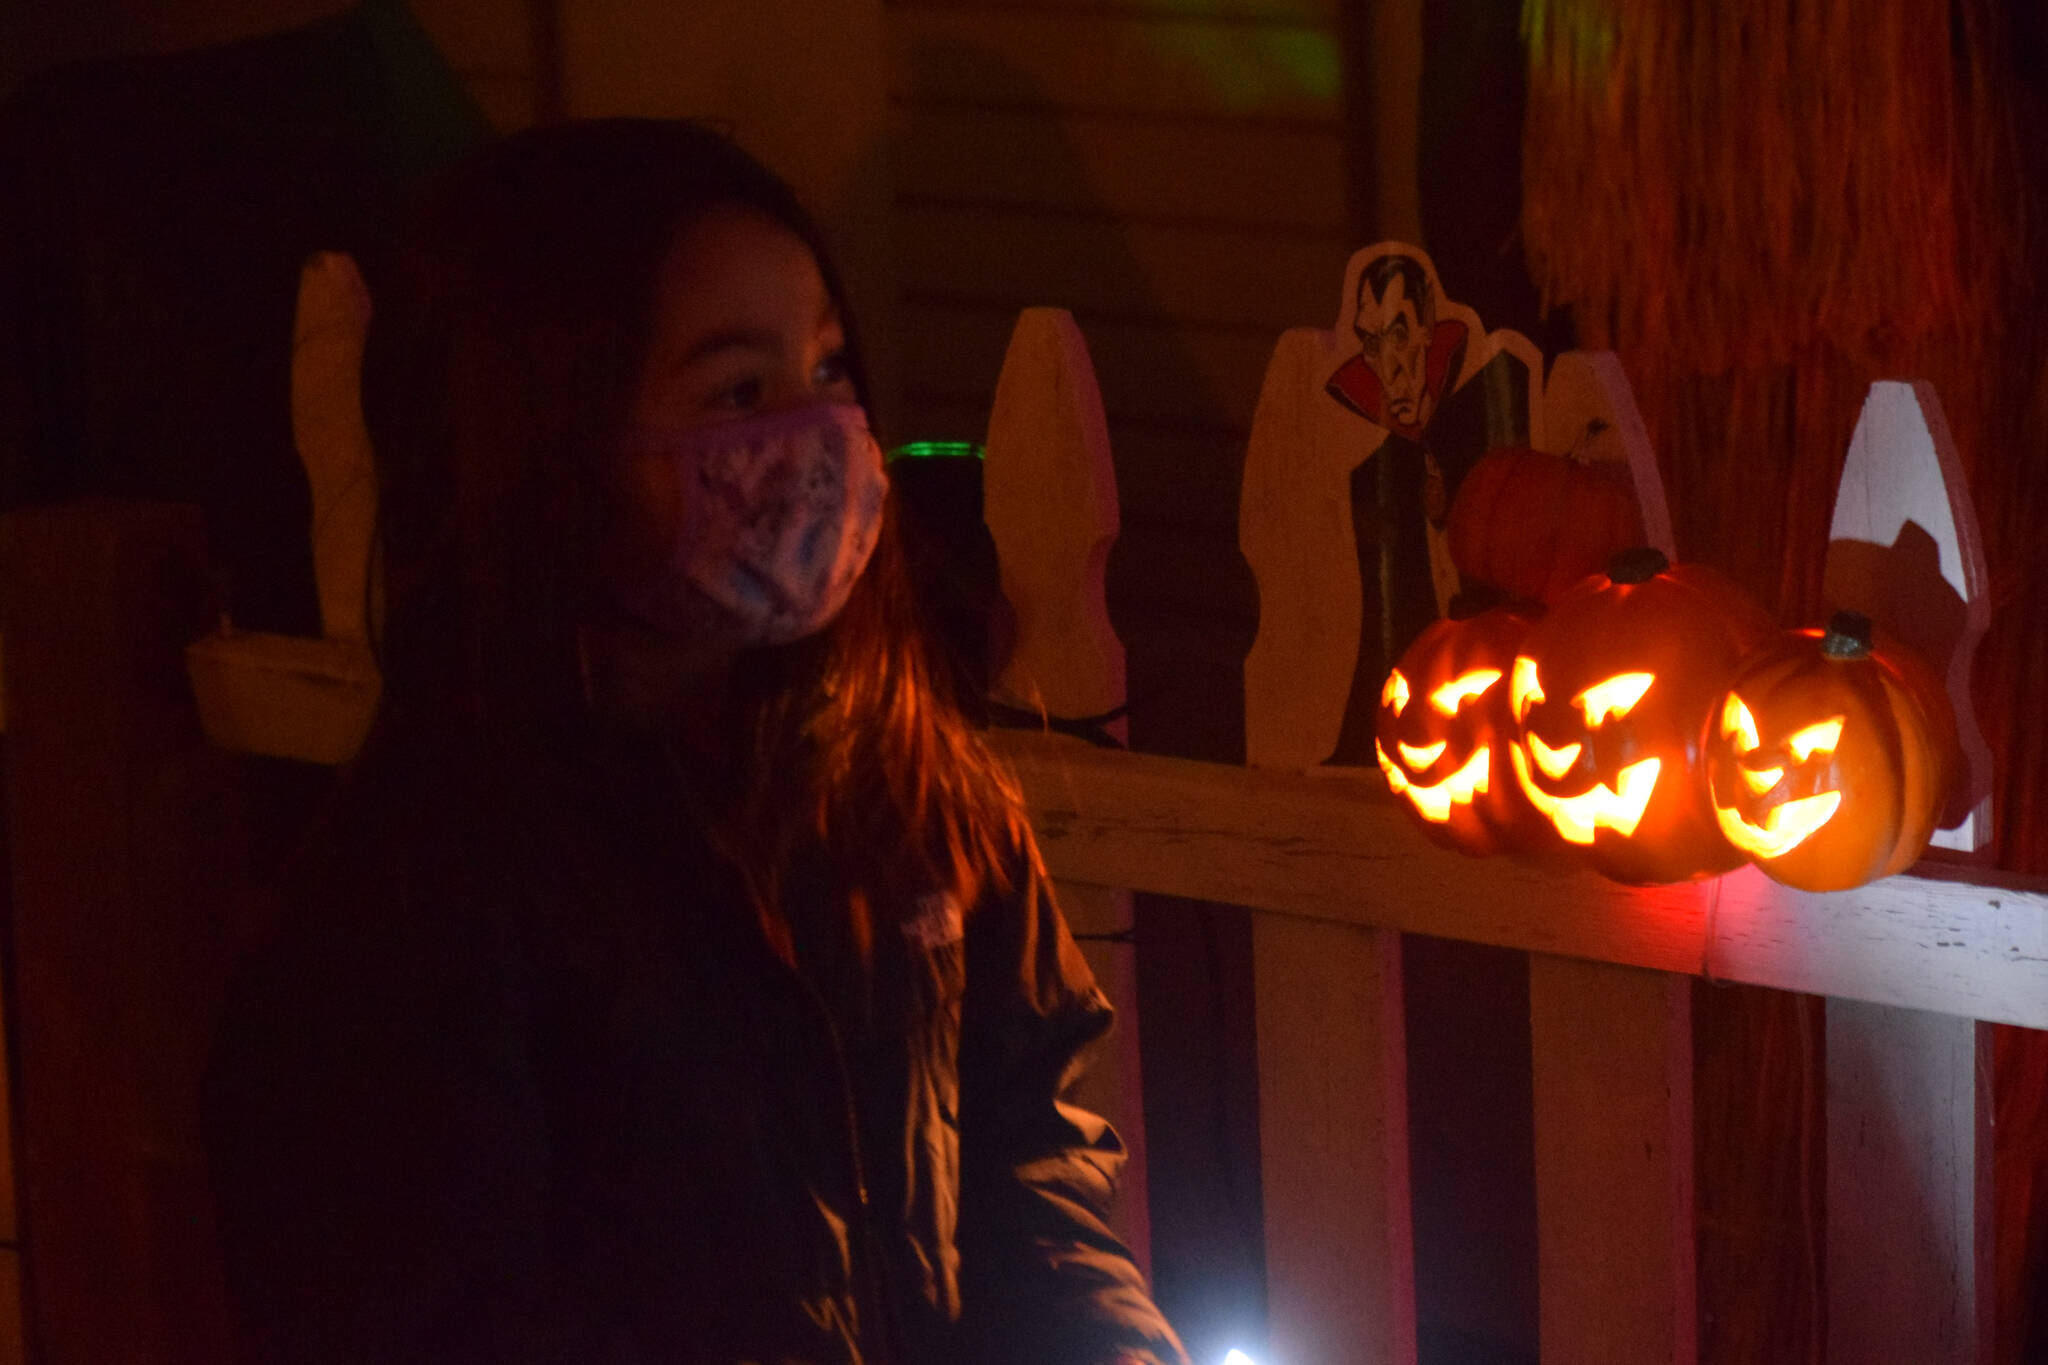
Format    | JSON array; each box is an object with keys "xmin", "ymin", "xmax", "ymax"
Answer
[{"xmin": 1354, "ymin": 260, "xmax": 1436, "ymax": 431}]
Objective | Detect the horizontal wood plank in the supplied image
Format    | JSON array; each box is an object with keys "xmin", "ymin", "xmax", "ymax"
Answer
[
  {"xmin": 895, "ymin": 392, "xmax": 1247, "ymax": 535},
  {"xmin": 901, "ymin": 299, "xmax": 1279, "ymax": 431},
  {"xmin": 889, "ymin": 0, "xmax": 1337, "ymax": 24},
  {"xmin": 894, "ymin": 395, "xmax": 995, "ymax": 445},
  {"xmin": 894, "ymin": 108, "xmax": 1345, "ymax": 231},
  {"xmin": 169, "ymin": 646, "xmax": 2048, "ymax": 1027},
  {"xmin": 410, "ymin": 0, "xmax": 535, "ymax": 73},
  {"xmin": 990, "ymin": 732, "xmax": 2048, "ymax": 1029},
  {"xmin": 455, "ymin": 69, "xmax": 542, "ymax": 132},
  {"xmin": 1109, "ymin": 519, "xmax": 1257, "ymax": 625},
  {"xmin": 890, "ymin": 7, "xmax": 1341, "ymax": 122},
  {"xmin": 896, "ymin": 204, "xmax": 1349, "ymax": 332}
]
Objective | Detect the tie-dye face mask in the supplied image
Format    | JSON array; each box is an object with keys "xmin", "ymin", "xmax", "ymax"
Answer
[{"xmin": 617, "ymin": 401, "xmax": 888, "ymax": 647}]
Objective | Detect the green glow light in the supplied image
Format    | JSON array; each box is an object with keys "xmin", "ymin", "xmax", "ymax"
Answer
[
  {"xmin": 887, "ymin": 441, "xmax": 986, "ymax": 464},
  {"xmin": 1153, "ymin": 25, "xmax": 1340, "ymax": 114}
]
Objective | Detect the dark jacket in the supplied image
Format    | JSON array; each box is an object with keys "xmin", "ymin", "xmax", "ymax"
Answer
[{"xmin": 202, "ymin": 735, "xmax": 1185, "ymax": 1365}]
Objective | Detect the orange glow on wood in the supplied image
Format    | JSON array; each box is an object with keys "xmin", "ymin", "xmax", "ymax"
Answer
[
  {"xmin": 1574, "ymin": 672, "xmax": 1655, "ymax": 726},
  {"xmin": 1429, "ymin": 668, "xmax": 1504, "ymax": 715},
  {"xmin": 1715, "ymin": 790, "xmax": 1844, "ymax": 860},
  {"xmin": 1512, "ymin": 747, "xmax": 1661, "ymax": 844}
]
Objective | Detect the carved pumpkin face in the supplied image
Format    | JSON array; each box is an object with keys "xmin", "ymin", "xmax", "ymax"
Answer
[
  {"xmin": 1509, "ymin": 548, "xmax": 1773, "ymax": 884},
  {"xmin": 1375, "ymin": 603, "xmax": 1549, "ymax": 855},
  {"xmin": 1705, "ymin": 612, "xmax": 1956, "ymax": 891}
]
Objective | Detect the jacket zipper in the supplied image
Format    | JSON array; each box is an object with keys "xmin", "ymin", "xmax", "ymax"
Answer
[{"xmin": 791, "ymin": 968, "xmax": 901, "ymax": 1365}]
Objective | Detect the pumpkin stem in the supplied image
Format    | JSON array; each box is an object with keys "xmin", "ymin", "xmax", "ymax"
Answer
[
  {"xmin": 1606, "ymin": 546, "xmax": 1669, "ymax": 584},
  {"xmin": 1822, "ymin": 610, "xmax": 1874, "ymax": 659}
]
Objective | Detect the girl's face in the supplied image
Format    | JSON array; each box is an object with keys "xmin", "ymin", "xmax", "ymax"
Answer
[{"xmin": 612, "ymin": 205, "xmax": 860, "ymax": 591}]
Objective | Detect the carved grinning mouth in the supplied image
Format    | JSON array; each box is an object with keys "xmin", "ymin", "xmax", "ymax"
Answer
[
  {"xmin": 1712, "ymin": 696, "xmax": 1846, "ymax": 859},
  {"xmin": 1713, "ymin": 792, "xmax": 1843, "ymax": 860},
  {"xmin": 1510, "ymin": 744, "xmax": 1660, "ymax": 844},
  {"xmin": 1378, "ymin": 742, "xmax": 1492, "ymax": 823}
]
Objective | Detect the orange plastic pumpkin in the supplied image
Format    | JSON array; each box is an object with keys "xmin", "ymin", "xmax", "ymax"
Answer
[
  {"xmin": 1375, "ymin": 600, "xmax": 1550, "ymax": 855},
  {"xmin": 1508, "ymin": 547, "xmax": 1773, "ymax": 884},
  {"xmin": 1704, "ymin": 611, "xmax": 1957, "ymax": 891},
  {"xmin": 1446, "ymin": 445, "xmax": 1643, "ymax": 604}
]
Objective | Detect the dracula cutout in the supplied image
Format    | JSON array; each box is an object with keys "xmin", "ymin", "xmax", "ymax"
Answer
[{"xmin": 1322, "ymin": 243, "xmax": 1539, "ymax": 766}]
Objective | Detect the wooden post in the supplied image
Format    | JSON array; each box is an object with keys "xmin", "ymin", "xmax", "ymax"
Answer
[
  {"xmin": 1821, "ymin": 381, "xmax": 1995, "ymax": 1364},
  {"xmin": 1240, "ymin": 324, "xmax": 1418, "ymax": 1363},
  {"xmin": 1253, "ymin": 914, "xmax": 1416, "ymax": 1365},
  {"xmin": 1530, "ymin": 958, "xmax": 1696, "ymax": 1365},
  {"xmin": 1826, "ymin": 1004, "xmax": 1992, "ymax": 1365},
  {"xmin": 1523, "ymin": 353, "xmax": 1697, "ymax": 1364},
  {"xmin": 983, "ymin": 307, "xmax": 1150, "ymax": 1268},
  {"xmin": 0, "ymin": 503, "xmax": 234, "ymax": 1365}
]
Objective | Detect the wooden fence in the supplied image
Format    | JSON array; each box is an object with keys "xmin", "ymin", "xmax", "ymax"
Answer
[{"xmin": 4, "ymin": 305, "xmax": 2045, "ymax": 1365}]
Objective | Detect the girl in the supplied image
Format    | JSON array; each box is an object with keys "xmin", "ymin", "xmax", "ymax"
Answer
[{"xmin": 203, "ymin": 119, "xmax": 1186, "ymax": 1365}]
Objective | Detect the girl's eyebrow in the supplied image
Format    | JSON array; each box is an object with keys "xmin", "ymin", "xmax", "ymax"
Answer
[{"xmin": 676, "ymin": 326, "xmax": 783, "ymax": 367}]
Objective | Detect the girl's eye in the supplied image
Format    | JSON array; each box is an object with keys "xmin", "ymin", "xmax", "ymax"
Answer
[
  {"xmin": 813, "ymin": 350, "xmax": 852, "ymax": 390},
  {"xmin": 715, "ymin": 376, "xmax": 764, "ymax": 411}
]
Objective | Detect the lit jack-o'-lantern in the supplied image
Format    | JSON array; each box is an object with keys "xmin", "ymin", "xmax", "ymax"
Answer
[
  {"xmin": 1375, "ymin": 600, "xmax": 1549, "ymax": 855},
  {"xmin": 1509, "ymin": 547, "xmax": 1774, "ymax": 884},
  {"xmin": 1704, "ymin": 611, "xmax": 1956, "ymax": 891}
]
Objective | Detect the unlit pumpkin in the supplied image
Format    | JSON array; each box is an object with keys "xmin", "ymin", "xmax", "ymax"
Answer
[
  {"xmin": 1508, "ymin": 547, "xmax": 1773, "ymax": 884},
  {"xmin": 1704, "ymin": 611, "xmax": 1957, "ymax": 891},
  {"xmin": 1447, "ymin": 445, "xmax": 1643, "ymax": 604}
]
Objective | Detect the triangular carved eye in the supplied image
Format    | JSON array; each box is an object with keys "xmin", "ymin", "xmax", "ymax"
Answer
[
  {"xmin": 1510, "ymin": 656, "xmax": 1544, "ymax": 723},
  {"xmin": 1430, "ymin": 669, "xmax": 1503, "ymax": 715},
  {"xmin": 1575, "ymin": 673, "xmax": 1654, "ymax": 726},
  {"xmin": 1721, "ymin": 694, "xmax": 1761, "ymax": 753},
  {"xmin": 1741, "ymin": 764, "xmax": 1785, "ymax": 796},
  {"xmin": 1381, "ymin": 669, "xmax": 1411, "ymax": 714},
  {"xmin": 1788, "ymin": 717, "xmax": 1845, "ymax": 761}
]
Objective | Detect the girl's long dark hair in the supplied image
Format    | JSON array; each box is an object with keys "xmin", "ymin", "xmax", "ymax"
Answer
[{"xmin": 360, "ymin": 120, "xmax": 1025, "ymax": 951}]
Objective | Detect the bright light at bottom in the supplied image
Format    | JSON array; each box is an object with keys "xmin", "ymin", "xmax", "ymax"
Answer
[{"xmin": 1223, "ymin": 1352, "xmax": 1260, "ymax": 1365}]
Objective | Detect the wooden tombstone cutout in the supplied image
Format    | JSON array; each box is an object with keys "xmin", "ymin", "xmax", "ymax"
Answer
[
  {"xmin": 1824, "ymin": 380, "xmax": 1992, "ymax": 854},
  {"xmin": 1243, "ymin": 242, "xmax": 1674, "ymax": 772},
  {"xmin": 292, "ymin": 250, "xmax": 380, "ymax": 647},
  {"xmin": 981, "ymin": 307, "xmax": 1151, "ymax": 1272},
  {"xmin": 184, "ymin": 251, "xmax": 382, "ymax": 765},
  {"xmin": 1821, "ymin": 381, "xmax": 1994, "ymax": 1365}
]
